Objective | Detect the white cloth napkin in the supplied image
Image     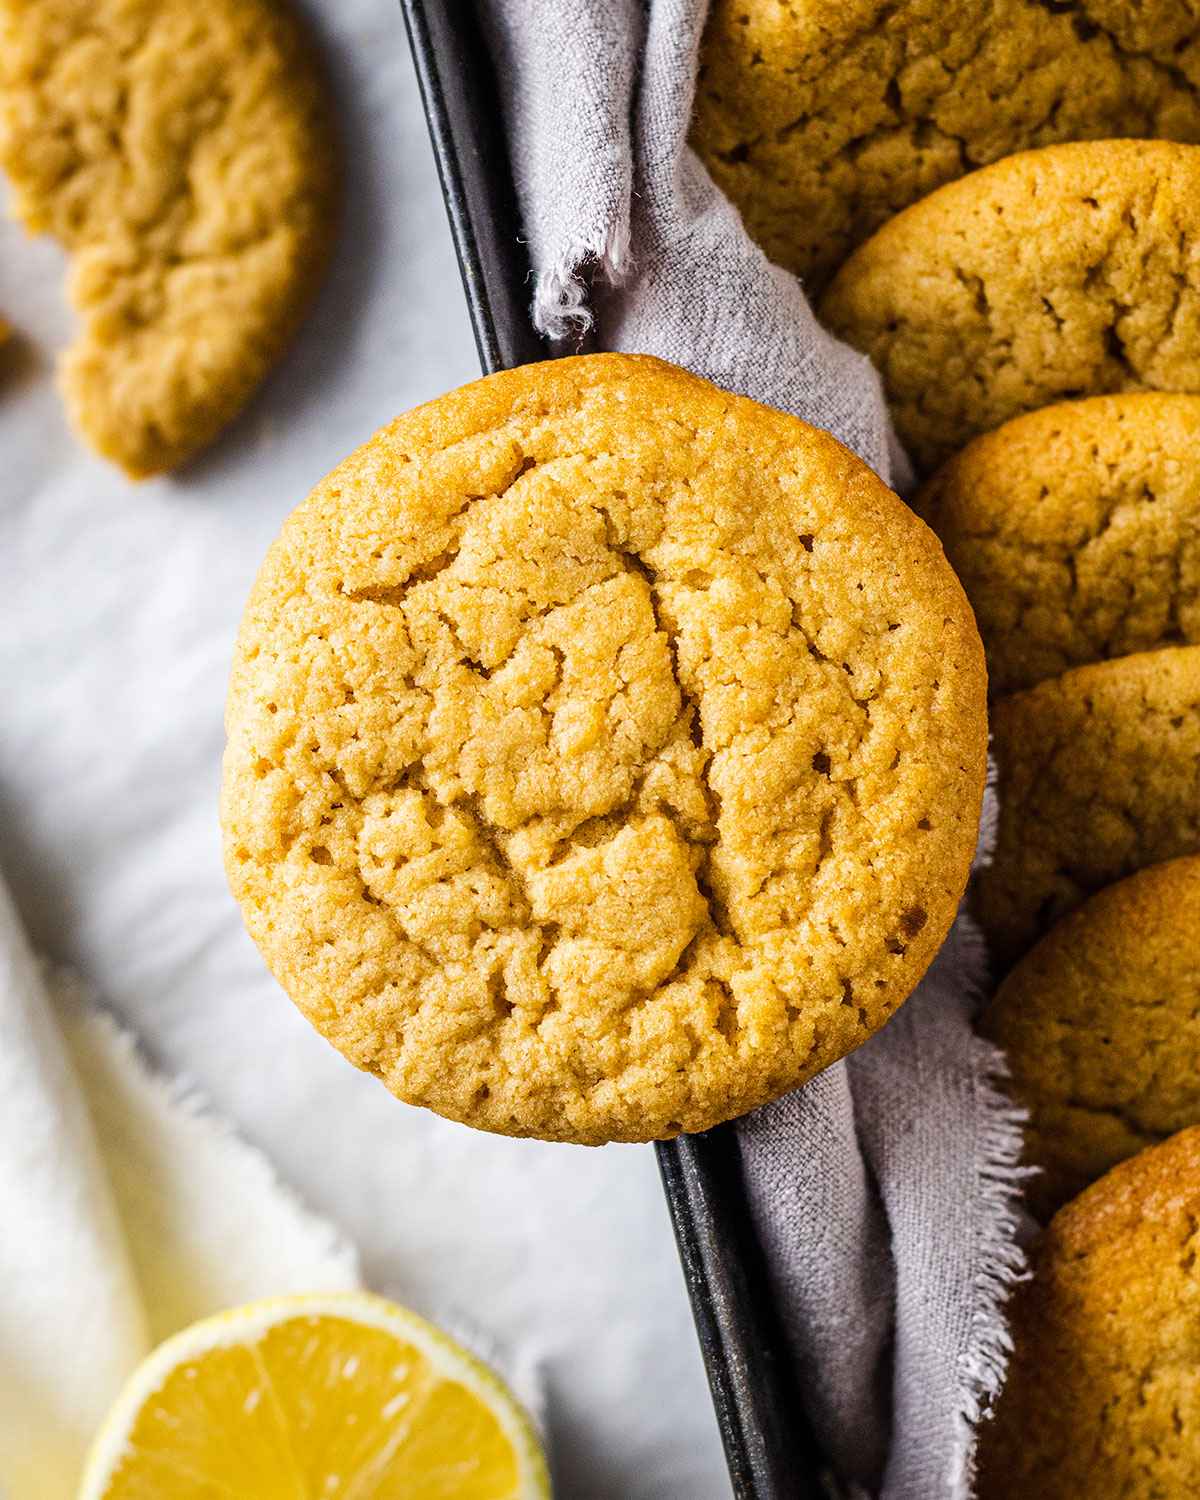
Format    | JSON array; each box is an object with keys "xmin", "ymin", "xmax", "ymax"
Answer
[
  {"xmin": 482, "ymin": 3, "xmax": 1029, "ymax": 1494},
  {"xmin": 0, "ymin": 871, "xmax": 360, "ymax": 1499}
]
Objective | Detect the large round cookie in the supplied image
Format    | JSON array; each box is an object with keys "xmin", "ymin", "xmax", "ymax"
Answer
[
  {"xmin": 820, "ymin": 141, "xmax": 1200, "ymax": 473},
  {"xmin": 977, "ymin": 1126, "xmax": 1200, "ymax": 1499},
  {"xmin": 983, "ymin": 857, "xmax": 1200, "ymax": 1220},
  {"xmin": 0, "ymin": 0, "xmax": 338, "ymax": 477},
  {"xmin": 221, "ymin": 354, "xmax": 987, "ymax": 1144},
  {"xmin": 979, "ymin": 646, "xmax": 1200, "ymax": 965},
  {"xmin": 916, "ymin": 395, "xmax": 1200, "ymax": 694},
  {"xmin": 694, "ymin": 1, "xmax": 1200, "ymax": 295}
]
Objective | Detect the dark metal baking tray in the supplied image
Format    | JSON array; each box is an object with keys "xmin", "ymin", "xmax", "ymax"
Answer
[{"xmin": 399, "ymin": 3, "xmax": 823, "ymax": 1494}]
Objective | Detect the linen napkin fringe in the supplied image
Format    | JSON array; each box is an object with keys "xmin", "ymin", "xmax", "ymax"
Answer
[
  {"xmin": 945, "ymin": 943, "xmax": 1030, "ymax": 1492},
  {"xmin": 536, "ymin": 222, "xmax": 632, "ymax": 340}
]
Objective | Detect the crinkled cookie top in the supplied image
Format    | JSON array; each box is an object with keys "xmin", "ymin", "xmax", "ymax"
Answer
[
  {"xmin": 916, "ymin": 394, "xmax": 1200, "ymax": 694},
  {"xmin": 983, "ymin": 856, "xmax": 1200, "ymax": 1220},
  {"xmin": 693, "ymin": 0, "xmax": 1200, "ymax": 294},
  {"xmin": 822, "ymin": 140, "xmax": 1200, "ymax": 473},
  {"xmin": 221, "ymin": 354, "xmax": 986, "ymax": 1143}
]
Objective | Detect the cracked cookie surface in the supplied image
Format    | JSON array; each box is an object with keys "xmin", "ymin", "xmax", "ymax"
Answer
[
  {"xmin": 693, "ymin": 1, "xmax": 1200, "ymax": 296},
  {"xmin": 220, "ymin": 354, "xmax": 987, "ymax": 1144},
  {"xmin": 821, "ymin": 141, "xmax": 1200, "ymax": 473},
  {"xmin": 983, "ymin": 858, "xmax": 1200, "ymax": 1220},
  {"xmin": 917, "ymin": 394, "xmax": 1200, "ymax": 693},
  {"xmin": 977, "ymin": 1126, "xmax": 1200, "ymax": 1500},
  {"xmin": 980, "ymin": 645, "xmax": 1200, "ymax": 965},
  {"xmin": 0, "ymin": 0, "xmax": 338, "ymax": 476}
]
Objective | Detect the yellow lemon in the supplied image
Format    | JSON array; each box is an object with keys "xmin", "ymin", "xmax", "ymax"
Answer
[{"xmin": 79, "ymin": 1291, "xmax": 550, "ymax": 1499}]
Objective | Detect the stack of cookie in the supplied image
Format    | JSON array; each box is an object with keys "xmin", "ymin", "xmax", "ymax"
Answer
[
  {"xmin": 827, "ymin": 152, "xmax": 1200, "ymax": 1491},
  {"xmin": 817, "ymin": 144, "xmax": 1200, "ymax": 1212},
  {"xmin": 693, "ymin": 2, "xmax": 1200, "ymax": 301},
  {"xmin": 832, "ymin": 212, "xmax": 1200, "ymax": 1495},
  {"xmin": 694, "ymin": 5, "xmax": 1200, "ymax": 1487}
]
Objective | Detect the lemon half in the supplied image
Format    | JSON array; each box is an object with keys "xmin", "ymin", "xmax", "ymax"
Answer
[{"xmin": 79, "ymin": 1291, "xmax": 550, "ymax": 1499}]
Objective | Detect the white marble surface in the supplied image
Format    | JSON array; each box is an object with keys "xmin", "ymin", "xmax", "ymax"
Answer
[{"xmin": 0, "ymin": 2, "xmax": 729, "ymax": 1493}]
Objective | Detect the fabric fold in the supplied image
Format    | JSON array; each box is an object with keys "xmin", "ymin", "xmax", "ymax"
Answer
[
  {"xmin": 0, "ymin": 871, "xmax": 360, "ymax": 1500},
  {"xmin": 483, "ymin": 0, "xmax": 641, "ymax": 340},
  {"xmin": 0, "ymin": 874, "xmax": 145, "ymax": 1499}
]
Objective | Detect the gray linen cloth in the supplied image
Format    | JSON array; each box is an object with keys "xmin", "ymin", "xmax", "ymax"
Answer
[{"xmin": 482, "ymin": 3, "xmax": 1028, "ymax": 1495}]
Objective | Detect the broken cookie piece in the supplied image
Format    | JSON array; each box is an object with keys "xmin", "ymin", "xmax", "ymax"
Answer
[{"xmin": 0, "ymin": 0, "xmax": 338, "ymax": 476}]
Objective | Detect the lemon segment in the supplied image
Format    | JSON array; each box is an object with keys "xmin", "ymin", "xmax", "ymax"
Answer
[{"xmin": 79, "ymin": 1292, "xmax": 549, "ymax": 1500}]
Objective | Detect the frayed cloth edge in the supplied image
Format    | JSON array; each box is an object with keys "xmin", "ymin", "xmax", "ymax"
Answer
[
  {"xmin": 531, "ymin": 220, "xmax": 633, "ymax": 339},
  {"xmin": 944, "ymin": 1032, "xmax": 1033, "ymax": 1497}
]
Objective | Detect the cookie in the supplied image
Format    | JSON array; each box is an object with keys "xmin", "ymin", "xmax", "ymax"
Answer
[
  {"xmin": 979, "ymin": 646, "xmax": 1200, "ymax": 965},
  {"xmin": 220, "ymin": 353, "xmax": 987, "ymax": 1145},
  {"xmin": 916, "ymin": 395, "xmax": 1200, "ymax": 694},
  {"xmin": 820, "ymin": 141, "xmax": 1200, "ymax": 473},
  {"xmin": 693, "ymin": 1, "xmax": 1200, "ymax": 295},
  {"xmin": 983, "ymin": 857, "xmax": 1200, "ymax": 1220},
  {"xmin": 0, "ymin": 0, "xmax": 338, "ymax": 477},
  {"xmin": 977, "ymin": 1126, "xmax": 1200, "ymax": 1499}
]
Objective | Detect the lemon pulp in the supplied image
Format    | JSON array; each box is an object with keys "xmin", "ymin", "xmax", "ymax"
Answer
[{"xmin": 79, "ymin": 1292, "xmax": 550, "ymax": 1499}]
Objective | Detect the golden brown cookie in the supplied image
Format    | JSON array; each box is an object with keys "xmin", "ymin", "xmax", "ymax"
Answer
[
  {"xmin": 221, "ymin": 354, "xmax": 988, "ymax": 1144},
  {"xmin": 977, "ymin": 1126, "xmax": 1200, "ymax": 1500},
  {"xmin": 0, "ymin": 0, "xmax": 338, "ymax": 477},
  {"xmin": 916, "ymin": 395, "xmax": 1200, "ymax": 694},
  {"xmin": 820, "ymin": 141, "xmax": 1200, "ymax": 474},
  {"xmin": 693, "ymin": 1, "xmax": 1200, "ymax": 295},
  {"xmin": 979, "ymin": 646, "xmax": 1200, "ymax": 966},
  {"xmin": 983, "ymin": 858, "xmax": 1200, "ymax": 1220}
]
